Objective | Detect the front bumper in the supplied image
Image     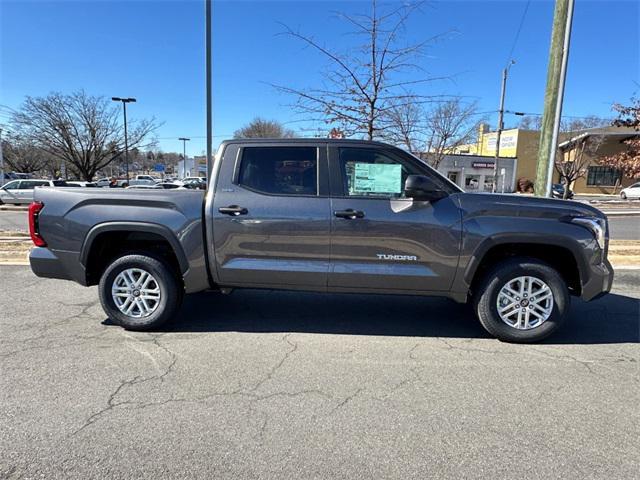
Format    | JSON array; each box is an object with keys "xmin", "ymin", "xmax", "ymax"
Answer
[
  {"xmin": 29, "ymin": 247, "xmax": 87, "ymax": 285},
  {"xmin": 581, "ymin": 258, "xmax": 614, "ymax": 301}
]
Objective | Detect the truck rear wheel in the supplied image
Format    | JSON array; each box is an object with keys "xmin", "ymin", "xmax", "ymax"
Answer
[
  {"xmin": 473, "ymin": 257, "xmax": 570, "ymax": 343},
  {"xmin": 98, "ymin": 254, "xmax": 183, "ymax": 331}
]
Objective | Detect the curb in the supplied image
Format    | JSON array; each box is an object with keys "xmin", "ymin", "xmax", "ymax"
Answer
[
  {"xmin": 603, "ymin": 211, "xmax": 640, "ymax": 216},
  {"xmin": 0, "ymin": 206, "xmax": 28, "ymax": 212}
]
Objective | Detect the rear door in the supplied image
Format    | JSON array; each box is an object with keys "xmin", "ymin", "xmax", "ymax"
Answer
[
  {"xmin": 211, "ymin": 143, "xmax": 331, "ymax": 289},
  {"xmin": 328, "ymin": 145, "xmax": 462, "ymax": 293},
  {"xmin": 18, "ymin": 180, "xmax": 49, "ymax": 203}
]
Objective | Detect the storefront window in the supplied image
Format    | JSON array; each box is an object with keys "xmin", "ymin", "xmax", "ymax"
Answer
[{"xmin": 465, "ymin": 175, "xmax": 481, "ymax": 191}]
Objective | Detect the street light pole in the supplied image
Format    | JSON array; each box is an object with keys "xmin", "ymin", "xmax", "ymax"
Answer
[
  {"xmin": 112, "ymin": 97, "xmax": 137, "ymax": 181},
  {"xmin": 0, "ymin": 128, "xmax": 4, "ymax": 187},
  {"xmin": 179, "ymin": 137, "xmax": 190, "ymax": 177},
  {"xmin": 492, "ymin": 60, "xmax": 515, "ymax": 193}
]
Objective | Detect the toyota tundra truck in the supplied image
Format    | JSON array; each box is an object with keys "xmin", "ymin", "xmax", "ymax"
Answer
[{"xmin": 28, "ymin": 139, "xmax": 613, "ymax": 342}]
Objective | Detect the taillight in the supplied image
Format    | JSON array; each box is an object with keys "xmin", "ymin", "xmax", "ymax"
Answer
[{"xmin": 28, "ymin": 201, "xmax": 47, "ymax": 247}]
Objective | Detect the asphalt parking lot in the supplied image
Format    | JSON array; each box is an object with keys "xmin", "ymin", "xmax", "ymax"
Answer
[{"xmin": 1, "ymin": 266, "xmax": 638, "ymax": 479}]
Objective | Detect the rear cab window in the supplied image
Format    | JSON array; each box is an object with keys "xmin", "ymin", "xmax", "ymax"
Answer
[{"xmin": 237, "ymin": 146, "xmax": 318, "ymax": 196}]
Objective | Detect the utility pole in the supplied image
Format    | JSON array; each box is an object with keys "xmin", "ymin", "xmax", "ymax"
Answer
[
  {"xmin": 112, "ymin": 97, "xmax": 137, "ymax": 181},
  {"xmin": 205, "ymin": 0, "xmax": 213, "ymax": 184},
  {"xmin": 179, "ymin": 137, "xmax": 190, "ymax": 177},
  {"xmin": 0, "ymin": 128, "xmax": 4, "ymax": 187},
  {"xmin": 492, "ymin": 61, "xmax": 515, "ymax": 192},
  {"xmin": 534, "ymin": 0, "xmax": 575, "ymax": 197}
]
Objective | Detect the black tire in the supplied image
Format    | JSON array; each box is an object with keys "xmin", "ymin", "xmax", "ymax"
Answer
[
  {"xmin": 98, "ymin": 254, "xmax": 183, "ymax": 331},
  {"xmin": 620, "ymin": 192, "xmax": 627, "ymax": 200},
  {"xmin": 473, "ymin": 257, "xmax": 570, "ymax": 343}
]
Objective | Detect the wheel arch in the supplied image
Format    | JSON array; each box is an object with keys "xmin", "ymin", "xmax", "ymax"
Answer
[
  {"xmin": 80, "ymin": 222, "xmax": 189, "ymax": 286},
  {"xmin": 465, "ymin": 235, "xmax": 586, "ymax": 297}
]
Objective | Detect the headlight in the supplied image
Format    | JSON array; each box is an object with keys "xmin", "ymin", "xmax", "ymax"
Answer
[{"xmin": 570, "ymin": 216, "xmax": 607, "ymax": 249}]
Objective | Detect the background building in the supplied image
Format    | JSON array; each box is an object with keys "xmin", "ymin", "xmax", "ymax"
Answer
[
  {"xmin": 418, "ymin": 153, "xmax": 517, "ymax": 192},
  {"xmin": 450, "ymin": 124, "xmax": 639, "ymax": 194}
]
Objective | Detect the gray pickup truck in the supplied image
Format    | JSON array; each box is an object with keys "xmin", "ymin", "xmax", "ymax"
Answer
[{"xmin": 28, "ymin": 139, "xmax": 613, "ymax": 342}]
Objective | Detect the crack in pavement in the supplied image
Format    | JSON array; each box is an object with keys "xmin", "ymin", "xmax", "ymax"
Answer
[
  {"xmin": 69, "ymin": 333, "xmax": 179, "ymax": 437},
  {"xmin": 68, "ymin": 332, "xmax": 332, "ymax": 440}
]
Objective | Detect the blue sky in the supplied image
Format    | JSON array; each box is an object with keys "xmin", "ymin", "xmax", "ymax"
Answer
[{"xmin": 1, "ymin": 0, "xmax": 638, "ymax": 155}]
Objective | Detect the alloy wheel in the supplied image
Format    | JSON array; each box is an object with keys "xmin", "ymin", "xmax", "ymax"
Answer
[
  {"xmin": 111, "ymin": 268, "xmax": 161, "ymax": 318},
  {"xmin": 496, "ymin": 276, "xmax": 554, "ymax": 330}
]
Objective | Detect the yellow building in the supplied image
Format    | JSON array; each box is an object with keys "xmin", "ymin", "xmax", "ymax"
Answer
[{"xmin": 450, "ymin": 125, "xmax": 639, "ymax": 194}]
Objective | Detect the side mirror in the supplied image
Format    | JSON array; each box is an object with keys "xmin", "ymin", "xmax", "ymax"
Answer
[{"xmin": 404, "ymin": 175, "xmax": 448, "ymax": 202}]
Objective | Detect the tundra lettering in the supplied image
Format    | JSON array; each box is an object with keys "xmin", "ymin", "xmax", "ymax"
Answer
[
  {"xmin": 28, "ymin": 139, "xmax": 613, "ymax": 343},
  {"xmin": 376, "ymin": 254, "xmax": 418, "ymax": 261}
]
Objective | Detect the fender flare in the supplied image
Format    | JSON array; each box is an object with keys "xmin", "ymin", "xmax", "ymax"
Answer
[
  {"xmin": 80, "ymin": 221, "xmax": 189, "ymax": 273},
  {"xmin": 463, "ymin": 233, "xmax": 588, "ymax": 286}
]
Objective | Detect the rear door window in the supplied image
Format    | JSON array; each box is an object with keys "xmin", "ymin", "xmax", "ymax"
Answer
[{"xmin": 238, "ymin": 147, "xmax": 318, "ymax": 196}]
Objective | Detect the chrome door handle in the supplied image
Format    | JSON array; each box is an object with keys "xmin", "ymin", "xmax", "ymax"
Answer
[
  {"xmin": 334, "ymin": 209, "xmax": 365, "ymax": 219},
  {"xmin": 218, "ymin": 205, "xmax": 248, "ymax": 216}
]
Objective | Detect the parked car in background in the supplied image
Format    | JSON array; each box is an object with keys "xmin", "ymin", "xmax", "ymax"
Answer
[
  {"xmin": 182, "ymin": 177, "xmax": 206, "ymax": 190},
  {"xmin": 66, "ymin": 181, "xmax": 98, "ymax": 187},
  {"xmin": 0, "ymin": 179, "xmax": 70, "ymax": 204},
  {"xmin": 135, "ymin": 175, "xmax": 159, "ymax": 182},
  {"xmin": 155, "ymin": 182, "xmax": 185, "ymax": 189},
  {"xmin": 551, "ymin": 183, "xmax": 574, "ymax": 199},
  {"xmin": 126, "ymin": 185, "xmax": 158, "ymax": 190},
  {"xmin": 95, "ymin": 178, "xmax": 112, "ymax": 187},
  {"xmin": 620, "ymin": 182, "xmax": 640, "ymax": 200},
  {"xmin": 127, "ymin": 179, "xmax": 156, "ymax": 188}
]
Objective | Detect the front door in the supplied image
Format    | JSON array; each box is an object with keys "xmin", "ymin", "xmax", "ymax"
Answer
[
  {"xmin": 328, "ymin": 146, "xmax": 461, "ymax": 293},
  {"xmin": 211, "ymin": 143, "xmax": 331, "ymax": 289},
  {"xmin": 0, "ymin": 180, "xmax": 21, "ymax": 204}
]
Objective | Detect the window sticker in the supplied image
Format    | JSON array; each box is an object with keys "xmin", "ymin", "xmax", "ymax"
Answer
[{"xmin": 351, "ymin": 163, "xmax": 402, "ymax": 194}]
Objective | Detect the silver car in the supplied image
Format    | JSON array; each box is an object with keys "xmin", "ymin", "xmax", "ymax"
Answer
[{"xmin": 0, "ymin": 179, "xmax": 69, "ymax": 205}]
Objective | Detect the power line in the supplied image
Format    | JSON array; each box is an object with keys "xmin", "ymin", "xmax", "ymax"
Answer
[
  {"xmin": 505, "ymin": 0, "xmax": 532, "ymax": 67},
  {"xmin": 505, "ymin": 110, "xmax": 614, "ymax": 121}
]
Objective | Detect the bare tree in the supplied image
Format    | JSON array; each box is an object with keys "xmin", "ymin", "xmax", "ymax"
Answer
[
  {"xmin": 519, "ymin": 115, "xmax": 543, "ymax": 131},
  {"xmin": 1, "ymin": 135, "xmax": 49, "ymax": 174},
  {"xmin": 234, "ymin": 118, "xmax": 296, "ymax": 138},
  {"xmin": 555, "ymin": 134, "xmax": 605, "ymax": 198},
  {"xmin": 382, "ymin": 98, "xmax": 424, "ymax": 153},
  {"xmin": 519, "ymin": 114, "xmax": 609, "ymax": 132},
  {"xmin": 10, "ymin": 91, "xmax": 159, "ymax": 181},
  {"xmin": 423, "ymin": 99, "xmax": 483, "ymax": 169},
  {"xmin": 273, "ymin": 0, "xmax": 448, "ymax": 140},
  {"xmin": 600, "ymin": 97, "xmax": 640, "ymax": 181}
]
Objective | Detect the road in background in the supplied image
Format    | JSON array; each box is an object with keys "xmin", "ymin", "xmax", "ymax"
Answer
[
  {"xmin": 608, "ymin": 216, "xmax": 640, "ymax": 240},
  {"xmin": 0, "ymin": 210, "xmax": 27, "ymax": 232},
  {"xmin": 1, "ymin": 266, "xmax": 638, "ymax": 479}
]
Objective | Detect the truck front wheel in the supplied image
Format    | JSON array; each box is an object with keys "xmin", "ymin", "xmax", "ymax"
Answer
[
  {"xmin": 98, "ymin": 254, "xmax": 183, "ymax": 331},
  {"xmin": 473, "ymin": 257, "xmax": 570, "ymax": 343}
]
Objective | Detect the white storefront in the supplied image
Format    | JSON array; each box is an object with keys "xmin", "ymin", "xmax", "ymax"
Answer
[{"xmin": 435, "ymin": 154, "xmax": 517, "ymax": 193}]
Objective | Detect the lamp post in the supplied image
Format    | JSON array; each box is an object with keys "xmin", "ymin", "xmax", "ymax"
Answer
[
  {"xmin": 0, "ymin": 128, "xmax": 4, "ymax": 187},
  {"xmin": 111, "ymin": 97, "xmax": 136, "ymax": 181},
  {"xmin": 179, "ymin": 137, "xmax": 190, "ymax": 177}
]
